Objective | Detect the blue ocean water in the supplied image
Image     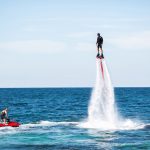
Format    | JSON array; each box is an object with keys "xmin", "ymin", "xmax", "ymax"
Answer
[{"xmin": 0, "ymin": 88, "xmax": 149, "ymax": 150}]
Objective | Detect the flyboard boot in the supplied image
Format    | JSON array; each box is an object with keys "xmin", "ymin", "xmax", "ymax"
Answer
[
  {"xmin": 96, "ymin": 53, "xmax": 104, "ymax": 79},
  {"xmin": 96, "ymin": 53, "xmax": 104, "ymax": 59},
  {"xmin": 100, "ymin": 53, "xmax": 104, "ymax": 59},
  {"xmin": 96, "ymin": 53, "xmax": 100, "ymax": 58}
]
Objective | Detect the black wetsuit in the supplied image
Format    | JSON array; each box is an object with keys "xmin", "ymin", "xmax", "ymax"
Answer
[
  {"xmin": 1, "ymin": 111, "xmax": 6, "ymax": 120},
  {"xmin": 96, "ymin": 36, "xmax": 103, "ymax": 49}
]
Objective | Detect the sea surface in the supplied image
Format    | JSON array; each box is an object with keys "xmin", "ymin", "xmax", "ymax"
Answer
[{"xmin": 0, "ymin": 88, "xmax": 149, "ymax": 150}]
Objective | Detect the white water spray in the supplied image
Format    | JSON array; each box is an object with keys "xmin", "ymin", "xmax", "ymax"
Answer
[
  {"xmin": 79, "ymin": 58, "xmax": 142, "ymax": 130},
  {"xmin": 87, "ymin": 59, "xmax": 118, "ymax": 129}
]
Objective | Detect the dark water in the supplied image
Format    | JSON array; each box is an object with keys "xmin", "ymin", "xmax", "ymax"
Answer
[{"xmin": 0, "ymin": 88, "xmax": 149, "ymax": 150}]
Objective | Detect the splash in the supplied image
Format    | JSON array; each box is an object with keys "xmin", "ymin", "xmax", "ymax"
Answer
[
  {"xmin": 80, "ymin": 59, "xmax": 143, "ymax": 130},
  {"xmin": 87, "ymin": 59, "xmax": 118, "ymax": 129}
]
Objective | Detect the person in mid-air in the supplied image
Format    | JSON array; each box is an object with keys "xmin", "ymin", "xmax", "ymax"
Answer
[
  {"xmin": 1, "ymin": 108, "xmax": 8, "ymax": 124},
  {"xmin": 96, "ymin": 33, "xmax": 104, "ymax": 58}
]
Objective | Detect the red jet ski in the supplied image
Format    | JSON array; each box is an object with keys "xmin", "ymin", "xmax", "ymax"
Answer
[{"xmin": 0, "ymin": 121, "xmax": 20, "ymax": 127}]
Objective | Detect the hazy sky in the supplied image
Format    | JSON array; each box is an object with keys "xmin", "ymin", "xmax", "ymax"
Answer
[{"xmin": 0, "ymin": 0, "xmax": 150, "ymax": 87}]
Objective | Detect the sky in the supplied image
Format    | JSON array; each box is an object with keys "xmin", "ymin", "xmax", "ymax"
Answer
[{"xmin": 0, "ymin": 0, "xmax": 150, "ymax": 87}]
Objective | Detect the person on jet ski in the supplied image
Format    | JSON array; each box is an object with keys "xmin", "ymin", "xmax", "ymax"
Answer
[
  {"xmin": 1, "ymin": 108, "xmax": 8, "ymax": 124},
  {"xmin": 96, "ymin": 33, "xmax": 104, "ymax": 58}
]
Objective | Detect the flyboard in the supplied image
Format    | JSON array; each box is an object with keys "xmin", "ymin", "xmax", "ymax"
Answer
[{"xmin": 96, "ymin": 55, "xmax": 104, "ymax": 79}]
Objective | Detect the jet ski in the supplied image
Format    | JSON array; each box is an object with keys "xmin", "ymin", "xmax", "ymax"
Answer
[{"xmin": 0, "ymin": 119, "xmax": 20, "ymax": 127}]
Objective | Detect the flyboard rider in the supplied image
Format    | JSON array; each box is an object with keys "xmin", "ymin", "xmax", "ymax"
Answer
[{"xmin": 96, "ymin": 33, "xmax": 104, "ymax": 58}]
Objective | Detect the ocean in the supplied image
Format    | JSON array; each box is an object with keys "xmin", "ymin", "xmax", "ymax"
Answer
[{"xmin": 0, "ymin": 88, "xmax": 149, "ymax": 150}]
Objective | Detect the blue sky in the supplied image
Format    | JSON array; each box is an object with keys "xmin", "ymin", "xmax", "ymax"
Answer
[{"xmin": 0, "ymin": 0, "xmax": 150, "ymax": 87}]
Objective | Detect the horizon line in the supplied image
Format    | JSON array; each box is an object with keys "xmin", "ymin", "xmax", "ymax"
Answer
[{"xmin": 0, "ymin": 86, "xmax": 149, "ymax": 89}]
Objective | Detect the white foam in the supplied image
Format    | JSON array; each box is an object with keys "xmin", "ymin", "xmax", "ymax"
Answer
[
  {"xmin": 0, "ymin": 121, "xmax": 79, "ymax": 135},
  {"xmin": 0, "ymin": 120, "xmax": 147, "ymax": 136},
  {"xmin": 78, "ymin": 119, "xmax": 145, "ymax": 131},
  {"xmin": 83, "ymin": 59, "xmax": 144, "ymax": 130},
  {"xmin": 20, "ymin": 121, "xmax": 78, "ymax": 128}
]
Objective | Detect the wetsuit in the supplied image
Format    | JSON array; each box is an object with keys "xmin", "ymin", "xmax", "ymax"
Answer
[
  {"xmin": 1, "ymin": 111, "xmax": 6, "ymax": 120},
  {"xmin": 96, "ymin": 36, "xmax": 103, "ymax": 49}
]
